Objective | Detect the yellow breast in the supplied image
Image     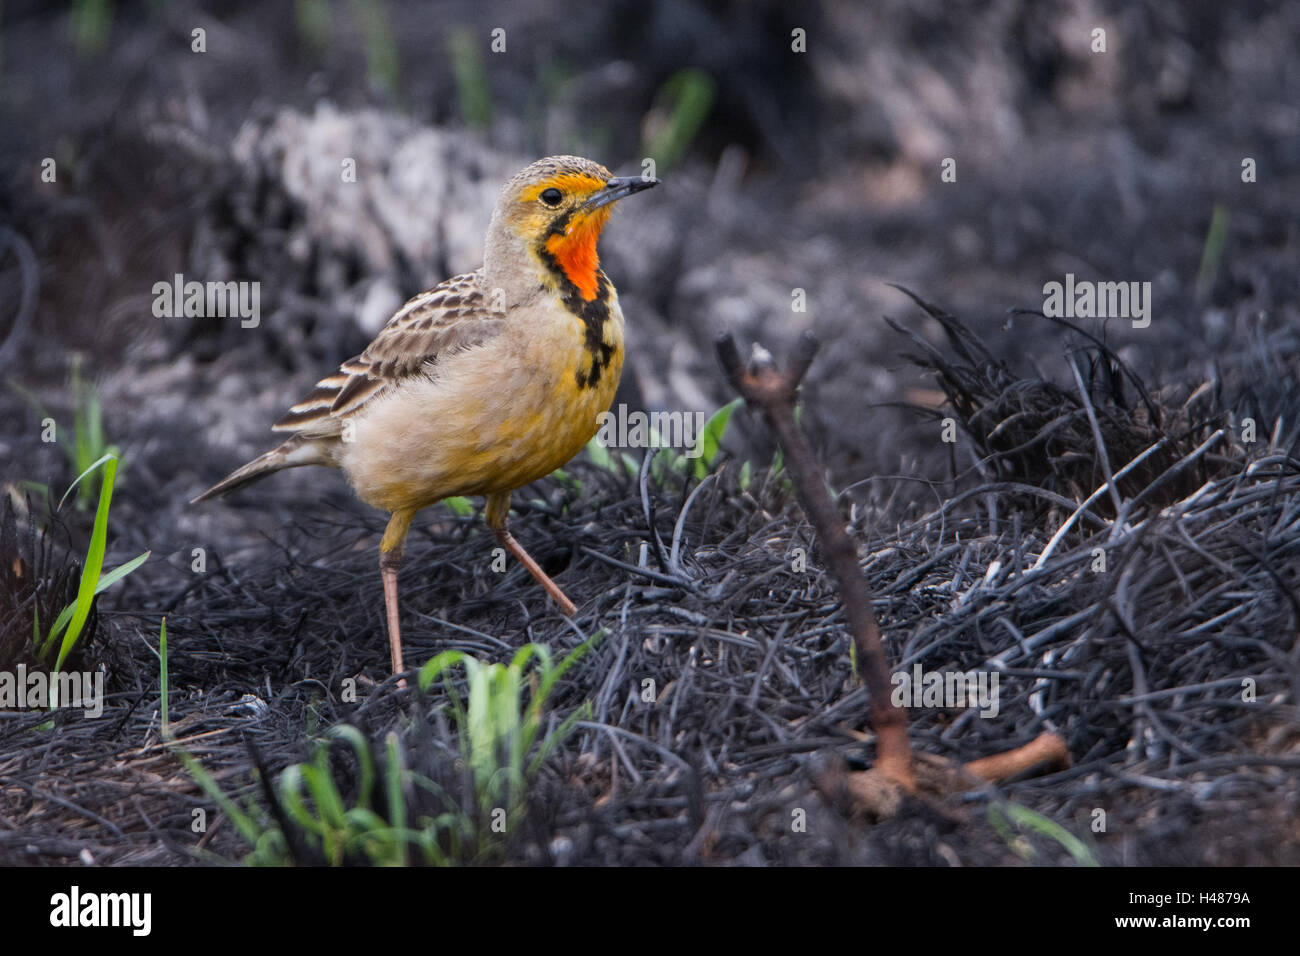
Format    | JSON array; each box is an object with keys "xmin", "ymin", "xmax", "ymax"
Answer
[{"xmin": 339, "ymin": 293, "xmax": 625, "ymax": 513}]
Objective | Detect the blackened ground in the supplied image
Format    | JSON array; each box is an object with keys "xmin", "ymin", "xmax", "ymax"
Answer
[{"xmin": 4, "ymin": 379, "xmax": 1300, "ymax": 865}]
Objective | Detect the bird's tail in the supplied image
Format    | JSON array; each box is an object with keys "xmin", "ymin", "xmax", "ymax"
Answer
[{"xmin": 190, "ymin": 436, "xmax": 328, "ymax": 503}]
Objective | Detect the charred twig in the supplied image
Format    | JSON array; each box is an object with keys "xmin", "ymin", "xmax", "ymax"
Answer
[
  {"xmin": 716, "ymin": 331, "xmax": 915, "ymax": 790},
  {"xmin": 718, "ymin": 331, "xmax": 1087, "ymax": 822}
]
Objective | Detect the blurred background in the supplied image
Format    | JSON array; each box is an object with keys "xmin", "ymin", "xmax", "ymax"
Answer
[{"xmin": 0, "ymin": 0, "xmax": 1297, "ymax": 534}]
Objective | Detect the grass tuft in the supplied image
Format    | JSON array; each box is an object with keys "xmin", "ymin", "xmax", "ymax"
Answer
[{"xmin": 179, "ymin": 633, "xmax": 601, "ymax": 865}]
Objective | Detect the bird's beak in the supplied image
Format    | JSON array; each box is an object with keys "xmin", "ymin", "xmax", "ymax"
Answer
[{"xmin": 581, "ymin": 176, "xmax": 660, "ymax": 211}]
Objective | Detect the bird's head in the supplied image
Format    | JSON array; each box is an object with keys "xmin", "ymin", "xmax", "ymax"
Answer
[{"xmin": 487, "ymin": 155, "xmax": 659, "ymax": 302}]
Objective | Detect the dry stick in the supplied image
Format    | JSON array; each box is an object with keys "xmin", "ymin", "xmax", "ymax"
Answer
[{"xmin": 716, "ymin": 331, "xmax": 915, "ymax": 790}]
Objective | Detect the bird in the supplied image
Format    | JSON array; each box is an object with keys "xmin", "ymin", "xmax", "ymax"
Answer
[{"xmin": 192, "ymin": 155, "xmax": 659, "ymax": 678}]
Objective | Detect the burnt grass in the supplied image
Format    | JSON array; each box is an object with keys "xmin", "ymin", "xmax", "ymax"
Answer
[
  {"xmin": 3, "ymin": 308, "xmax": 1299, "ymax": 866},
  {"xmin": 2, "ymin": 1, "xmax": 1300, "ymax": 866}
]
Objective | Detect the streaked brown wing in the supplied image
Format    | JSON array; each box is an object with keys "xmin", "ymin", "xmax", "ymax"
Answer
[{"xmin": 272, "ymin": 272, "xmax": 503, "ymax": 435}]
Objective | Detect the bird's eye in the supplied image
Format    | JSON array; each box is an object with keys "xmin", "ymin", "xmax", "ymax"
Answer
[{"xmin": 539, "ymin": 188, "xmax": 563, "ymax": 206}]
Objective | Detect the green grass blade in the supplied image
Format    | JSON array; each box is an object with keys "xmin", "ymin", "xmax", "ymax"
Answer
[
  {"xmin": 1195, "ymin": 203, "xmax": 1230, "ymax": 303},
  {"xmin": 585, "ymin": 435, "xmax": 616, "ymax": 472},
  {"xmin": 39, "ymin": 602, "xmax": 76, "ymax": 659},
  {"xmin": 384, "ymin": 732, "xmax": 407, "ymax": 866},
  {"xmin": 416, "ymin": 649, "xmax": 468, "ymax": 692},
  {"xmin": 279, "ymin": 764, "xmax": 328, "ymax": 838},
  {"xmin": 535, "ymin": 629, "xmax": 603, "ymax": 704},
  {"xmin": 692, "ymin": 398, "xmax": 742, "ymax": 479},
  {"xmin": 94, "ymin": 550, "xmax": 150, "ymax": 594},
  {"xmin": 448, "ymin": 27, "xmax": 492, "ymax": 128},
  {"xmin": 528, "ymin": 700, "xmax": 591, "ymax": 777},
  {"xmin": 327, "ymin": 725, "xmax": 376, "ymax": 811},
  {"xmin": 643, "ymin": 68, "xmax": 715, "ymax": 171},
  {"xmin": 1001, "ymin": 803, "xmax": 1099, "ymax": 867},
  {"xmin": 56, "ymin": 451, "xmax": 115, "ymax": 512},
  {"xmin": 87, "ymin": 388, "xmax": 104, "ymax": 468},
  {"xmin": 172, "ymin": 748, "xmax": 267, "ymax": 850},
  {"xmin": 352, "ymin": 0, "xmax": 400, "ymax": 97},
  {"xmin": 442, "ymin": 496, "xmax": 474, "ymax": 518},
  {"xmin": 303, "ymin": 761, "xmax": 349, "ymax": 834},
  {"xmin": 53, "ymin": 457, "xmax": 117, "ymax": 676},
  {"xmin": 159, "ymin": 617, "xmax": 169, "ymax": 738},
  {"xmin": 294, "ymin": 0, "xmax": 332, "ymax": 54},
  {"xmin": 71, "ymin": 0, "xmax": 114, "ymax": 55}
]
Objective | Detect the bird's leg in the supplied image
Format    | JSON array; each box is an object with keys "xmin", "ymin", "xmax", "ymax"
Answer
[
  {"xmin": 484, "ymin": 491, "xmax": 578, "ymax": 616},
  {"xmin": 380, "ymin": 509, "xmax": 416, "ymax": 683}
]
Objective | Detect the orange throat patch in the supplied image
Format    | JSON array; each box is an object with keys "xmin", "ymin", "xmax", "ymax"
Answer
[{"xmin": 544, "ymin": 207, "xmax": 611, "ymax": 301}]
